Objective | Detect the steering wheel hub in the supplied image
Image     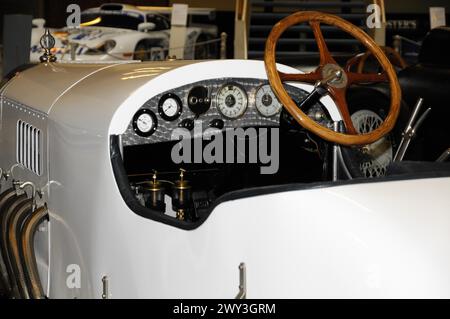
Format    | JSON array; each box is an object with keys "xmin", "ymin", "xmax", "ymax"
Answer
[{"xmin": 321, "ymin": 64, "xmax": 348, "ymax": 88}]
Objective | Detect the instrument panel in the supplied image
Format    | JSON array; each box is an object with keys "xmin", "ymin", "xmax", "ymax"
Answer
[{"xmin": 122, "ymin": 78, "xmax": 328, "ymax": 146}]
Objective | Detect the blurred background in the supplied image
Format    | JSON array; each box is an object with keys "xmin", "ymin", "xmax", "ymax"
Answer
[{"xmin": 0, "ymin": 0, "xmax": 449, "ymax": 77}]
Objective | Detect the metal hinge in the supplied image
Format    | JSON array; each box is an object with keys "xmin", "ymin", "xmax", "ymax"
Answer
[{"xmin": 235, "ymin": 263, "xmax": 246, "ymax": 299}]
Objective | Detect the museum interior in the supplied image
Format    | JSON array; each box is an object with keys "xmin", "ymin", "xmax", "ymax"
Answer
[{"xmin": 1, "ymin": 0, "xmax": 449, "ymax": 73}]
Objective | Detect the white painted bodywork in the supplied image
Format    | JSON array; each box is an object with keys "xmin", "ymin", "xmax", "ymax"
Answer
[{"xmin": 1, "ymin": 60, "xmax": 450, "ymax": 298}]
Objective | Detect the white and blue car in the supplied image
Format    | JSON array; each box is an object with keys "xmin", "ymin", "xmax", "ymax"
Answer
[{"xmin": 30, "ymin": 3, "xmax": 218, "ymax": 62}]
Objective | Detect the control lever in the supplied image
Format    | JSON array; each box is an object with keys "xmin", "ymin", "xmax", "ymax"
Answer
[
  {"xmin": 331, "ymin": 121, "xmax": 353, "ymax": 181},
  {"xmin": 437, "ymin": 148, "xmax": 450, "ymax": 162},
  {"xmin": 393, "ymin": 98, "xmax": 431, "ymax": 162},
  {"xmin": 297, "ymin": 85, "xmax": 328, "ymax": 112},
  {"xmin": 297, "ymin": 70, "xmax": 342, "ymax": 112}
]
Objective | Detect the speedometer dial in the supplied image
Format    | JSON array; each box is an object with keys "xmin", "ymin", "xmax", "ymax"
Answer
[
  {"xmin": 216, "ymin": 84, "xmax": 248, "ymax": 119},
  {"xmin": 255, "ymin": 84, "xmax": 282, "ymax": 117}
]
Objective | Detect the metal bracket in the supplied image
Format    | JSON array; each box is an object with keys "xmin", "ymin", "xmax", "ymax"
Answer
[
  {"xmin": 332, "ymin": 121, "xmax": 352, "ymax": 181},
  {"xmin": 4, "ymin": 163, "xmax": 24, "ymax": 181},
  {"xmin": 332, "ymin": 121, "xmax": 341, "ymax": 181},
  {"xmin": 102, "ymin": 276, "xmax": 109, "ymax": 299},
  {"xmin": 394, "ymin": 98, "xmax": 431, "ymax": 162},
  {"xmin": 14, "ymin": 181, "xmax": 43, "ymax": 210},
  {"xmin": 13, "ymin": 180, "xmax": 23, "ymax": 193},
  {"xmin": 235, "ymin": 263, "xmax": 247, "ymax": 299}
]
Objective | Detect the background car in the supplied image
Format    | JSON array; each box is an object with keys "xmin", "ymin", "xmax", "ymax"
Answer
[{"xmin": 30, "ymin": 3, "xmax": 218, "ymax": 62}]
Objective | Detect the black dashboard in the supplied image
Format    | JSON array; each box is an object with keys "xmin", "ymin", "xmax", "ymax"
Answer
[{"xmin": 121, "ymin": 78, "xmax": 331, "ymax": 147}]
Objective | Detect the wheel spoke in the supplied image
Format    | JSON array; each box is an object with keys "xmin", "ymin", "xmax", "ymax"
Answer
[
  {"xmin": 279, "ymin": 71, "xmax": 321, "ymax": 83},
  {"xmin": 329, "ymin": 88, "xmax": 357, "ymax": 134},
  {"xmin": 310, "ymin": 20, "xmax": 337, "ymax": 66},
  {"xmin": 347, "ymin": 72, "xmax": 388, "ymax": 84},
  {"xmin": 344, "ymin": 53, "xmax": 365, "ymax": 72}
]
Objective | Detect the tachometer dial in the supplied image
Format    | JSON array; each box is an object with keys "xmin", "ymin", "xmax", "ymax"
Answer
[
  {"xmin": 133, "ymin": 109, "xmax": 157, "ymax": 137},
  {"xmin": 216, "ymin": 84, "xmax": 248, "ymax": 119},
  {"xmin": 158, "ymin": 93, "xmax": 182, "ymax": 121},
  {"xmin": 255, "ymin": 84, "xmax": 282, "ymax": 117}
]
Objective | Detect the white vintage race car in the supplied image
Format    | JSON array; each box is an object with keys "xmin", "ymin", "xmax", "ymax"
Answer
[
  {"xmin": 1, "ymin": 11, "xmax": 450, "ymax": 299},
  {"xmin": 30, "ymin": 3, "xmax": 218, "ymax": 62}
]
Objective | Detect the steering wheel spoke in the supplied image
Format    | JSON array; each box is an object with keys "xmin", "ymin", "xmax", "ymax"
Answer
[
  {"xmin": 310, "ymin": 20, "xmax": 337, "ymax": 66},
  {"xmin": 329, "ymin": 88, "xmax": 357, "ymax": 134},
  {"xmin": 345, "ymin": 53, "xmax": 365, "ymax": 72},
  {"xmin": 279, "ymin": 71, "xmax": 321, "ymax": 83},
  {"xmin": 347, "ymin": 71, "xmax": 388, "ymax": 84}
]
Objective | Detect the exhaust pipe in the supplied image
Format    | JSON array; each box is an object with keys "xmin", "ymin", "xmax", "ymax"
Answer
[
  {"xmin": 1, "ymin": 186, "xmax": 47, "ymax": 299},
  {"xmin": 2, "ymin": 196, "xmax": 31, "ymax": 298},
  {"xmin": 21, "ymin": 206, "xmax": 48, "ymax": 299},
  {"xmin": 7, "ymin": 199, "xmax": 33, "ymax": 299},
  {"xmin": 0, "ymin": 188, "xmax": 27, "ymax": 297}
]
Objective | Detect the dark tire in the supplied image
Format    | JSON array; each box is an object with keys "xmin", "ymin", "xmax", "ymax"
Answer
[
  {"xmin": 133, "ymin": 40, "xmax": 166, "ymax": 61},
  {"xmin": 133, "ymin": 42, "xmax": 150, "ymax": 61},
  {"xmin": 340, "ymin": 87, "xmax": 409, "ymax": 178}
]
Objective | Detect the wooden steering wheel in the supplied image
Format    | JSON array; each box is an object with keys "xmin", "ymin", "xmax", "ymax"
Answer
[
  {"xmin": 346, "ymin": 46, "xmax": 408, "ymax": 73},
  {"xmin": 264, "ymin": 11, "xmax": 401, "ymax": 146}
]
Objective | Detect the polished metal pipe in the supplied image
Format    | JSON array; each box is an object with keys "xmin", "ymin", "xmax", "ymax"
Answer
[
  {"xmin": 437, "ymin": 148, "xmax": 450, "ymax": 162},
  {"xmin": 7, "ymin": 199, "xmax": 33, "ymax": 298},
  {"xmin": 21, "ymin": 206, "xmax": 48, "ymax": 299},
  {"xmin": 394, "ymin": 98, "xmax": 430, "ymax": 162},
  {"xmin": 0, "ymin": 189, "xmax": 27, "ymax": 296}
]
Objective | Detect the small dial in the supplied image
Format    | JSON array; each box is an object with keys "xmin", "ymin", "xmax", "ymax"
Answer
[
  {"xmin": 133, "ymin": 109, "xmax": 157, "ymax": 137},
  {"xmin": 216, "ymin": 84, "xmax": 248, "ymax": 119},
  {"xmin": 255, "ymin": 84, "xmax": 282, "ymax": 117},
  {"xmin": 158, "ymin": 93, "xmax": 182, "ymax": 121}
]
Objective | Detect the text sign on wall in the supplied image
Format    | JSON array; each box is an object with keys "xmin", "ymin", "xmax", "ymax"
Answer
[{"xmin": 430, "ymin": 7, "xmax": 446, "ymax": 29}]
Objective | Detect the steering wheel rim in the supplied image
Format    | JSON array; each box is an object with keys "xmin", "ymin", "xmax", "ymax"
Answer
[
  {"xmin": 345, "ymin": 46, "xmax": 408, "ymax": 73},
  {"xmin": 264, "ymin": 11, "xmax": 401, "ymax": 146}
]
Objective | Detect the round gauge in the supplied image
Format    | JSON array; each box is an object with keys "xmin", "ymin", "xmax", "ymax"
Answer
[
  {"xmin": 158, "ymin": 93, "xmax": 182, "ymax": 121},
  {"xmin": 255, "ymin": 84, "xmax": 282, "ymax": 117},
  {"xmin": 216, "ymin": 84, "xmax": 248, "ymax": 119},
  {"xmin": 188, "ymin": 86, "xmax": 211, "ymax": 116},
  {"xmin": 132, "ymin": 109, "xmax": 157, "ymax": 137}
]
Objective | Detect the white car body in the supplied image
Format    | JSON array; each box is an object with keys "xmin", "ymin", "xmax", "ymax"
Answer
[
  {"xmin": 30, "ymin": 4, "xmax": 218, "ymax": 62},
  {"xmin": 1, "ymin": 59, "xmax": 450, "ymax": 299}
]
